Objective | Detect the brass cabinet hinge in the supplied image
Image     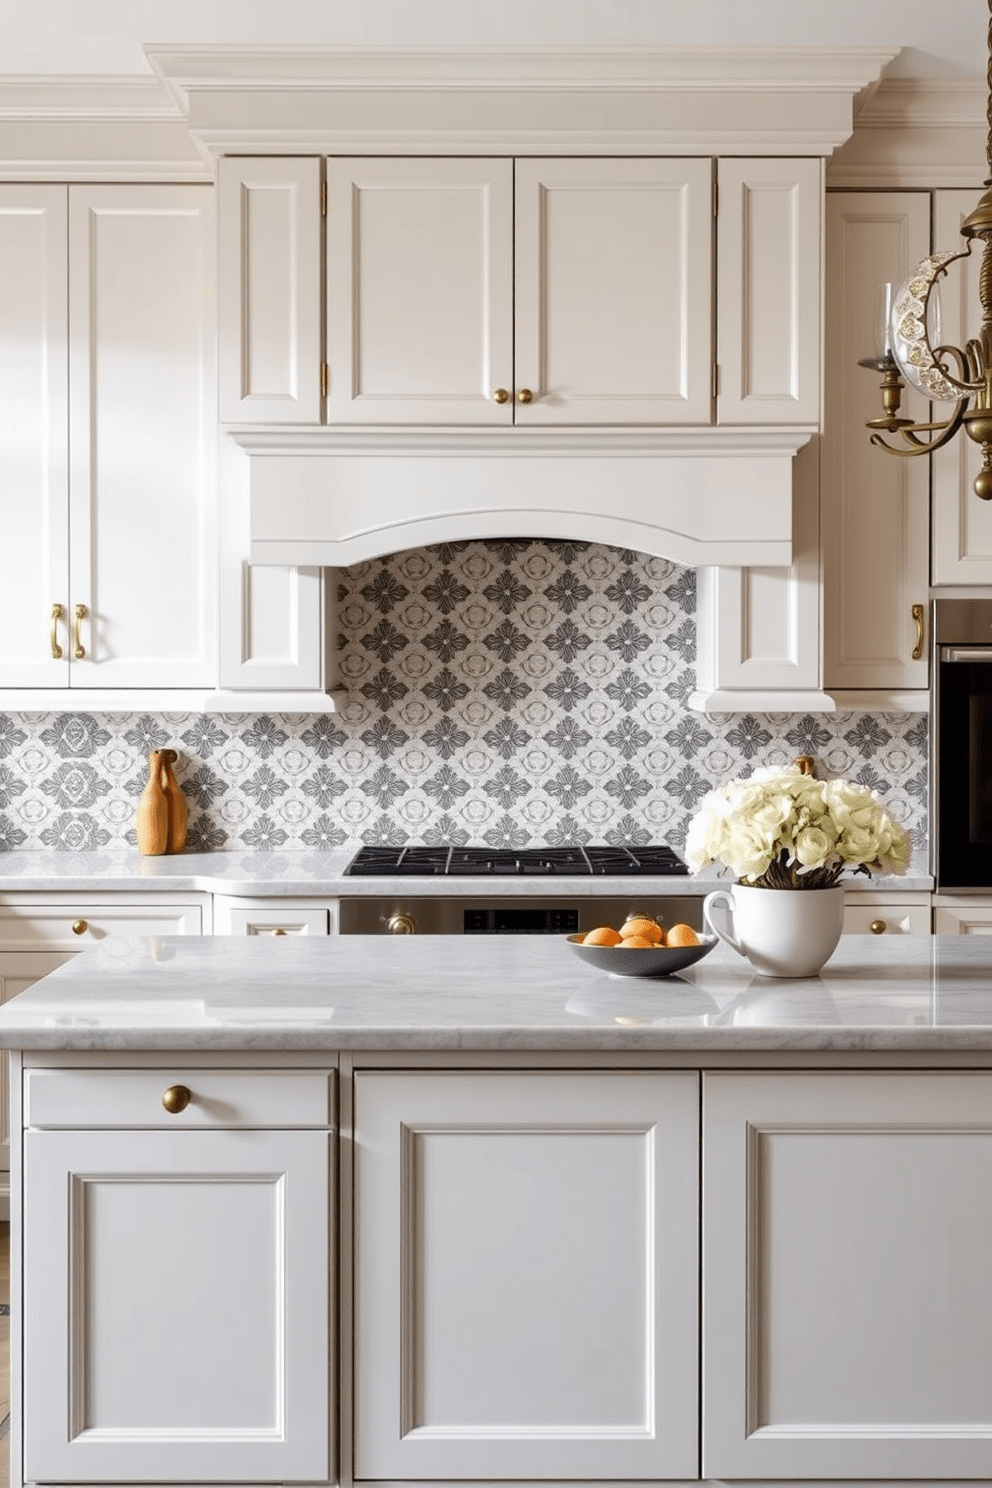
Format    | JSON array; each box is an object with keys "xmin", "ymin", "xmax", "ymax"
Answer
[
  {"xmin": 320, "ymin": 362, "xmax": 328, "ymax": 398},
  {"xmin": 712, "ymin": 363, "xmax": 719, "ymax": 400},
  {"xmin": 321, "ymin": 178, "xmax": 327, "ymax": 217}
]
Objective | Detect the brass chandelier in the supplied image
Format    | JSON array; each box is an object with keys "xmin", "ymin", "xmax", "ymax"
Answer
[{"xmin": 860, "ymin": 0, "xmax": 992, "ymax": 499}]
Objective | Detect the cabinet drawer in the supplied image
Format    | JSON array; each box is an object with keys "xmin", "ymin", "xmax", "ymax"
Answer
[
  {"xmin": 0, "ymin": 896, "xmax": 206, "ymax": 950},
  {"xmin": 24, "ymin": 1068, "xmax": 335, "ymax": 1129},
  {"xmin": 843, "ymin": 902, "xmax": 930, "ymax": 936},
  {"xmin": 212, "ymin": 897, "xmax": 336, "ymax": 936}
]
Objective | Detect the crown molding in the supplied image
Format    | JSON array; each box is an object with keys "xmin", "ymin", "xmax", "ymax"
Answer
[
  {"xmin": 829, "ymin": 77, "xmax": 988, "ymax": 188},
  {"xmin": 144, "ymin": 44, "xmax": 898, "ymax": 158}
]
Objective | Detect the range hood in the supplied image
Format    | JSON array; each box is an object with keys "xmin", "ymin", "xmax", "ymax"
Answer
[
  {"xmin": 236, "ymin": 427, "xmax": 812, "ymax": 569},
  {"xmin": 146, "ymin": 43, "xmax": 895, "ymax": 570}
]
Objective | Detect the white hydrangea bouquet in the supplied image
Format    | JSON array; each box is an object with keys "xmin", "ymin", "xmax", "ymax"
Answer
[{"xmin": 685, "ymin": 764, "xmax": 911, "ymax": 890}]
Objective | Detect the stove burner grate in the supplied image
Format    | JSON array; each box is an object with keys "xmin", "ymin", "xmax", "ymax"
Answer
[{"xmin": 343, "ymin": 844, "xmax": 688, "ymax": 877}]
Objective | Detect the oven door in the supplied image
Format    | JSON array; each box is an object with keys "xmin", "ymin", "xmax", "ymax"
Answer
[{"xmin": 934, "ymin": 646, "xmax": 992, "ymax": 888}]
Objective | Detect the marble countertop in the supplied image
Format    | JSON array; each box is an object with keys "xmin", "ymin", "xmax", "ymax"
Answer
[
  {"xmin": 0, "ymin": 933, "xmax": 989, "ymax": 1053},
  {"xmin": 0, "ymin": 849, "xmax": 934, "ymax": 897}
]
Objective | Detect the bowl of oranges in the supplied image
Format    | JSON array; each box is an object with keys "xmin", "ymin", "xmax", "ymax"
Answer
[{"xmin": 566, "ymin": 915, "xmax": 717, "ymax": 978}]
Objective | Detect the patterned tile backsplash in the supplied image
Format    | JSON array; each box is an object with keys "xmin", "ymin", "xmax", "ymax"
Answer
[{"xmin": 0, "ymin": 541, "xmax": 928, "ymax": 861}]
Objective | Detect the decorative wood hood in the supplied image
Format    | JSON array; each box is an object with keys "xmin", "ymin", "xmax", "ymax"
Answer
[{"xmin": 149, "ymin": 44, "xmax": 894, "ymax": 570}]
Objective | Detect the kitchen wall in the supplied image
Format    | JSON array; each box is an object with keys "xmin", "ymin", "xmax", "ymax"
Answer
[{"xmin": 0, "ymin": 540, "xmax": 928, "ymax": 861}]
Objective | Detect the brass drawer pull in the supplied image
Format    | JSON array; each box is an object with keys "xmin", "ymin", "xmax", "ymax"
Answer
[
  {"xmin": 271, "ymin": 927, "xmax": 287, "ymax": 936},
  {"xmin": 162, "ymin": 1084, "xmax": 192, "ymax": 1115},
  {"xmin": 71, "ymin": 919, "xmax": 88, "ymax": 936},
  {"xmin": 73, "ymin": 603, "xmax": 87, "ymax": 660},
  {"xmin": 50, "ymin": 603, "xmax": 64, "ymax": 660},
  {"xmin": 492, "ymin": 388, "xmax": 509, "ymax": 404},
  {"xmin": 911, "ymin": 603, "xmax": 925, "ymax": 661},
  {"xmin": 870, "ymin": 919, "xmax": 887, "ymax": 935},
  {"xmin": 516, "ymin": 387, "xmax": 534, "ymax": 404}
]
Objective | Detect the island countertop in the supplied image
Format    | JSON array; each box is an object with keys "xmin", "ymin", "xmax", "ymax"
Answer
[{"xmin": 0, "ymin": 933, "xmax": 990, "ymax": 1053}]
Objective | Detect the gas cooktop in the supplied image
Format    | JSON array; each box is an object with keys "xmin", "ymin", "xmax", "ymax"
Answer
[{"xmin": 343, "ymin": 845, "xmax": 688, "ymax": 877}]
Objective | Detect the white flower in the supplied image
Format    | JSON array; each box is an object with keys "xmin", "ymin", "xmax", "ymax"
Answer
[{"xmin": 686, "ymin": 764, "xmax": 911, "ymax": 889}]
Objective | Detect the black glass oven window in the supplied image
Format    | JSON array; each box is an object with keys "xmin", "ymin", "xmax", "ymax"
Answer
[
  {"xmin": 937, "ymin": 656, "xmax": 992, "ymax": 886},
  {"xmin": 970, "ymin": 694, "xmax": 992, "ymax": 843}
]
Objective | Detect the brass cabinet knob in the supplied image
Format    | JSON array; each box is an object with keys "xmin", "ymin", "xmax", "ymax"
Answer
[
  {"xmin": 271, "ymin": 927, "xmax": 287, "ymax": 936},
  {"xmin": 516, "ymin": 388, "xmax": 534, "ymax": 404},
  {"xmin": 71, "ymin": 919, "xmax": 88, "ymax": 936},
  {"xmin": 386, "ymin": 913, "xmax": 416, "ymax": 935},
  {"xmin": 72, "ymin": 603, "xmax": 87, "ymax": 660},
  {"xmin": 50, "ymin": 603, "xmax": 64, "ymax": 660},
  {"xmin": 870, "ymin": 919, "xmax": 887, "ymax": 935},
  {"xmin": 162, "ymin": 1084, "xmax": 192, "ymax": 1115},
  {"xmin": 492, "ymin": 388, "xmax": 510, "ymax": 404}
]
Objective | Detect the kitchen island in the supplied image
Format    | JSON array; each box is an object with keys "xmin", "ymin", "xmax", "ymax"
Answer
[{"xmin": 1, "ymin": 933, "xmax": 990, "ymax": 1488}]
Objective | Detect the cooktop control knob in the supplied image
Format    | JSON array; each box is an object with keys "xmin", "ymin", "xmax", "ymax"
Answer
[{"xmin": 386, "ymin": 912, "xmax": 417, "ymax": 935}]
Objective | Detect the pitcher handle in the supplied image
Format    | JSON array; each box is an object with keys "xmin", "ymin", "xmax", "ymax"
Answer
[{"xmin": 703, "ymin": 888, "xmax": 745, "ymax": 957}]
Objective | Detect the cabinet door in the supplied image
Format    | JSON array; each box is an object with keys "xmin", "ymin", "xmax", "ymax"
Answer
[
  {"xmin": 0, "ymin": 952, "xmax": 71, "ymax": 1191},
  {"xmin": 514, "ymin": 157, "xmax": 711, "ymax": 424},
  {"xmin": 67, "ymin": 185, "xmax": 216, "ymax": 688},
  {"xmin": 326, "ymin": 157, "xmax": 513, "ymax": 424},
  {"xmin": 704, "ymin": 1071, "xmax": 992, "ymax": 1479},
  {"xmin": 212, "ymin": 897, "xmax": 333, "ymax": 935},
  {"xmin": 931, "ymin": 188, "xmax": 992, "ymax": 583},
  {"xmin": 23, "ymin": 1126, "xmax": 331, "ymax": 1482},
  {"xmin": 717, "ymin": 158, "xmax": 822, "ymax": 425},
  {"xmin": 218, "ymin": 156, "xmax": 323, "ymax": 423},
  {"xmin": 933, "ymin": 899, "xmax": 992, "ymax": 934},
  {"xmin": 842, "ymin": 898, "xmax": 931, "ymax": 935},
  {"xmin": 822, "ymin": 193, "xmax": 931, "ymax": 695},
  {"xmin": 354, "ymin": 1069, "xmax": 699, "ymax": 1480},
  {"xmin": 0, "ymin": 185, "xmax": 69, "ymax": 688}
]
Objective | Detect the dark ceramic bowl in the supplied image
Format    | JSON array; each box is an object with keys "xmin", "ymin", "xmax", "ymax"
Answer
[{"xmin": 566, "ymin": 932, "xmax": 718, "ymax": 978}]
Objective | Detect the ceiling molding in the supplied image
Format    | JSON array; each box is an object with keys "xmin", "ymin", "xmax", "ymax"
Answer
[{"xmin": 829, "ymin": 77, "xmax": 988, "ymax": 187}]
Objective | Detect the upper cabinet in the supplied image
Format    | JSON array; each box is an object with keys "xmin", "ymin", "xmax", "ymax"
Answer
[
  {"xmin": 0, "ymin": 183, "xmax": 217, "ymax": 704},
  {"xmin": 218, "ymin": 154, "xmax": 820, "ymax": 432}
]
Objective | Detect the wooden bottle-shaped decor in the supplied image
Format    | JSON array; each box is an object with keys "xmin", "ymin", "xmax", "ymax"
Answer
[
  {"xmin": 136, "ymin": 750, "xmax": 170, "ymax": 856},
  {"xmin": 161, "ymin": 748, "xmax": 188, "ymax": 854}
]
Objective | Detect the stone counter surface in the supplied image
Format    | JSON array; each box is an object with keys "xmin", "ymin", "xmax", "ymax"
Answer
[
  {"xmin": 0, "ymin": 848, "xmax": 933, "ymax": 896},
  {"xmin": 0, "ymin": 932, "xmax": 989, "ymax": 1053}
]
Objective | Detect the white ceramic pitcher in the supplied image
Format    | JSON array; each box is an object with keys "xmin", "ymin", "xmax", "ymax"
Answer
[{"xmin": 702, "ymin": 882, "xmax": 845, "ymax": 978}]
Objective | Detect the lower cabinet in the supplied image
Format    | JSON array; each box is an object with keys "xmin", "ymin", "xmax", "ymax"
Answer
[
  {"xmin": 352, "ymin": 1069, "xmax": 700, "ymax": 1480},
  {"xmin": 212, "ymin": 894, "xmax": 338, "ymax": 935},
  {"xmin": 842, "ymin": 892, "xmax": 931, "ymax": 935},
  {"xmin": 20, "ymin": 1066, "xmax": 334, "ymax": 1483},
  {"xmin": 704, "ymin": 1071, "xmax": 992, "ymax": 1479},
  {"xmin": 932, "ymin": 897, "xmax": 992, "ymax": 934}
]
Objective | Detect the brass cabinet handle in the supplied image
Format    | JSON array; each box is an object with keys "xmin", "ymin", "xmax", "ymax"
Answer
[
  {"xmin": 911, "ymin": 603, "xmax": 925, "ymax": 661},
  {"xmin": 386, "ymin": 913, "xmax": 416, "ymax": 935},
  {"xmin": 71, "ymin": 919, "xmax": 88, "ymax": 936},
  {"xmin": 50, "ymin": 603, "xmax": 64, "ymax": 659},
  {"xmin": 516, "ymin": 388, "xmax": 534, "ymax": 404},
  {"xmin": 162, "ymin": 1084, "xmax": 192, "ymax": 1115},
  {"xmin": 492, "ymin": 388, "xmax": 510, "ymax": 404},
  {"xmin": 72, "ymin": 603, "xmax": 87, "ymax": 659},
  {"xmin": 271, "ymin": 927, "xmax": 287, "ymax": 936},
  {"xmin": 870, "ymin": 919, "xmax": 887, "ymax": 935}
]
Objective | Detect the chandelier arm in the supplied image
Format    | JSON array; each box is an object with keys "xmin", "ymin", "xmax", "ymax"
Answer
[
  {"xmin": 931, "ymin": 342, "xmax": 985, "ymax": 394},
  {"xmin": 869, "ymin": 397, "xmax": 970, "ymax": 456}
]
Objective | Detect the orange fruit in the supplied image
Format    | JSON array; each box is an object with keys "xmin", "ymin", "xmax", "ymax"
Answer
[
  {"xmin": 583, "ymin": 925, "xmax": 622, "ymax": 947},
  {"xmin": 620, "ymin": 917, "xmax": 664, "ymax": 944},
  {"xmin": 618, "ymin": 934, "xmax": 655, "ymax": 948},
  {"xmin": 666, "ymin": 923, "xmax": 699, "ymax": 947}
]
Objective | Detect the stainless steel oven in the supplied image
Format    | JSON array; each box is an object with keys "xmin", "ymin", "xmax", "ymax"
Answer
[
  {"xmin": 336, "ymin": 845, "xmax": 703, "ymax": 935},
  {"xmin": 932, "ymin": 597, "xmax": 992, "ymax": 888}
]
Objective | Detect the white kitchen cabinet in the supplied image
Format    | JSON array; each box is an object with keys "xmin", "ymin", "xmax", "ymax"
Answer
[
  {"xmin": 930, "ymin": 188, "xmax": 992, "ymax": 584},
  {"xmin": 842, "ymin": 891, "xmax": 931, "ymax": 935},
  {"xmin": 704, "ymin": 1070, "xmax": 992, "ymax": 1479},
  {"xmin": 0, "ymin": 893, "xmax": 209, "ymax": 1208},
  {"xmin": 0, "ymin": 183, "xmax": 216, "ymax": 703},
  {"xmin": 222, "ymin": 154, "xmax": 819, "ymax": 431},
  {"xmin": 353, "ymin": 1068, "xmax": 699, "ymax": 1481},
  {"xmin": 822, "ymin": 192, "xmax": 931, "ymax": 702},
  {"xmin": 21, "ymin": 1065, "xmax": 333, "ymax": 1482},
  {"xmin": 932, "ymin": 897, "xmax": 992, "ymax": 933},
  {"xmin": 212, "ymin": 895, "xmax": 338, "ymax": 935}
]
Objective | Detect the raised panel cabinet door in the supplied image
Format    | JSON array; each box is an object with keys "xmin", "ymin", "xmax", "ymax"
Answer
[
  {"xmin": 23, "ymin": 1126, "xmax": 332, "ymax": 1482},
  {"xmin": 67, "ymin": 185, "xmax": 217, "ymax": 688},
  {"xmin": 218, "ymin": 156, "xmax": 323, "ymax": 423},
  {"xmin": 514, "ymin": 157, "xmax": 712, "ymax": 424},
  {"xmin": 717, "ymin": 158, "xmax": 822, "ymax": 425},
  {"xmin": 822, "ymin": 192, "xmax": 931, "ymax": 693},
  {"xmin": 354, "ymin": 1069, "xmax": 699, "ymax": 1480},
  {"xmin": 704, "ymin": 1071, "xmax": 992, "ymax": 1479},
  {"xmin": 325, "ymin": 157, "xmax": 514, "ymax": 424},
  {"xmin": 0, "ymin": 185, "xmax": 69, "ymax": 688},
  {"xmin": 931, "ymin": 188, "xmax": 992, "ymax": 583}
]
